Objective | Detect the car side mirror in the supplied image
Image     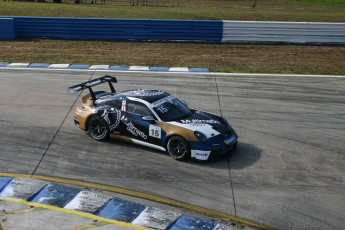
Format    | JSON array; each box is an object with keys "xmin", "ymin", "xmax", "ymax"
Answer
[{"xmin": 142, "ymin": 116, "xmax": 155, "ymax": 122}]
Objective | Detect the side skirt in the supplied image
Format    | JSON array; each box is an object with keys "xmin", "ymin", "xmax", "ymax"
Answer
[
  {"xmin": 110, "ymin": 134, "xmax": 166, "ymax": 152},
  {"xmin": 132, "ymin": 139, "xmax": 166, "ymax": 152}
]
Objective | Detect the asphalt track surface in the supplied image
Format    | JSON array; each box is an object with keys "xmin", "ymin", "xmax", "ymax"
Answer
[{"xmin": 0, "ymin": 69, "xmax": 344, "ymax": 230}]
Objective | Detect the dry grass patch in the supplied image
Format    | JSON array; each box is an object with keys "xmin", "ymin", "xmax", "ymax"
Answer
[{"xmin": 1, "ymin": 39, "xmax": 344, "ymax": 75}]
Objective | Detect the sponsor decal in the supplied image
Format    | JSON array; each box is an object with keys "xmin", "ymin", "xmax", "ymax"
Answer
[
  {"xmin": 68, "ymin": 86, "xmax": 82, "ymax": 94},
  {"xmin": 151, "ymin": 95, "xmax": 176, "ymax": 108},
  {"xmin": 149, "ymin": 125, "xmax": 161, "ymax": 139},
  {"xmin": 180, "ymin": 119, "xmax": 220, "ymax": 125},
  {"xmin": 188, "ymin": 124, "xmax": 206, "ymax": 127},
  {"xmin": 121, "ymin": 115, "xmax": 147, "ymax": 140},
  {"xmin": 224, "ymin": 135, "xmax": 236, "ymax": 145},
  {"xmin": 156, "ymin": 105, "xmax": 168, "ymax": 113},
  {"xmin": 191, "ymin": 150, "xmax": 211, "ymax": 160},
  {"xmin": 121, "ymin": 90, "xmax": 165, "ymax": 97},
  {"xmin": 85, "ymin": 79, "xmax": 102, "ymax": 87},
  {"xmin": 109, "ymin": 109, "xmax": 121, "ymax": 132},
  {"xmin": 168, "ymin": 121, "xmax": 220, "ymax": 139},
  {"xmin": 95, "ymin": 106, "xmax": 122, "ymax": 132},
  {"xmin": 195, "ymin": 152, "xmax": 208, "ymax": 157},
  {"xmin": 94, "ymin": 105, "xmax": 110, "ymax": 112},
  {"xmin": 72, "ymin": 86, "xmax": 82, "ymax": 91},
  {"xmin": 121, "ymin": 100, "xmax": 126, "ymax": 111}
]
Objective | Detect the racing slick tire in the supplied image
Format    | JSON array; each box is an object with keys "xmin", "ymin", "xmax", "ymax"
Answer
[
  {"xmin": 88, "ymin": 115, "xmax": 109, "ymax": 141},
  {"xmin": 167, "ymin": 136, "xmax": 191, "ymax": 161}
]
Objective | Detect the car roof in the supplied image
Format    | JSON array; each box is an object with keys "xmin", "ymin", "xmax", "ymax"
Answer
[{"xmin": 96, "ymin": 89, "xmax": 172, "ymax": 104}]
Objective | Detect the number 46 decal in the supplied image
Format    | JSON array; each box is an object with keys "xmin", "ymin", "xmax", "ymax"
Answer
[{"xmin": 149, "ymin": 125, "xmax": 161, "ymax": 139}]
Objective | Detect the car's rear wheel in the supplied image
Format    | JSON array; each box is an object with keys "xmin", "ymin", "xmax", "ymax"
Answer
[
  {"xmin": 88, "ymin": 115, "xmax": 109, "ymax": 141},
  {"xmin": 167, "ymin": 136, "xmax": 190, "ymax": 160}
]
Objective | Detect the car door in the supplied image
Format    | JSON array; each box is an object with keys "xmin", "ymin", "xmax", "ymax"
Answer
[{"xmin": 122, "ymin": 100, "xmax": 163, "ymax": 146}]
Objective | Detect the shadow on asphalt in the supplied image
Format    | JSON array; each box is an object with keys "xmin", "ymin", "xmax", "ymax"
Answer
[
  {"xmin": 189, "ymin": 142, "xmax": 262, "ymax": 170},
  {"xmin": 105, "ymin": 138, "xmax": 262, "ymax": 170},
  {"xmin": 228, "ymin": 142, "xmax": 262, "ymax": 170}
]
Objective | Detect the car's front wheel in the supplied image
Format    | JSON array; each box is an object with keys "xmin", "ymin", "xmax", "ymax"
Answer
[
  {"xmin": 167, "ymin": 136, "xmax": 191, "ymax": 160},
  {"xmin": 88, "ymin": 115, "xmax": 109, "ymax": 141}
]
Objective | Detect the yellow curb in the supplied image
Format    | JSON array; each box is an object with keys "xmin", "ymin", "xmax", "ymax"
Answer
[
  {"xmin": 0, "ymin": 172, "xmax": 279, "ymax": 230},
  {"xmin": 0, "ymin": 207, "xmax": 44, "ymax": 216},
  {"xmin": 0, "ymin": 197, "xmax": 147, "ymax": 230},
  {"xmin": 65, "ymin": 221, "xmax": 109, "ymax": 230}
]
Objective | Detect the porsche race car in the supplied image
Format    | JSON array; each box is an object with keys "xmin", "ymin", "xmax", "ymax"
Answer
[{"xmin": 68, "ymin": 76, "xmax": 238, "ymax": 161}]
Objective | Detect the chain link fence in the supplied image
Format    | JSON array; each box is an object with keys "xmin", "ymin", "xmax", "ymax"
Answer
[{"xmin": 13, "ymin": 0, "xmax": 345, "ymax": 10}]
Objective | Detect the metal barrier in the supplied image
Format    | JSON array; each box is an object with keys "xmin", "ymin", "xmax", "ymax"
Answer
[
  {"xmin": 7, "ymin": 16, "xmax": 223, "ymax": 42},
  {"xmin": 1, "ymin": 16, "xmax": 345, "ymax": 44},
  {"xmin": 222, "ymin": 20, "xmax": 345, "ymax": 44},
  {"xmin": 0, "ymin": 18, "xmax": 16, "ymax": 40}
]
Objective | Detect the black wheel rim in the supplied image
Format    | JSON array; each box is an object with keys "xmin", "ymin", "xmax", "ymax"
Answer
[
  {"xmin": 168, "ymin": 138, "xmax": 188, "ymax": 158},
  {"xmin": 90, "ymin": 117, "xmax": 107, "ymax": 139}
]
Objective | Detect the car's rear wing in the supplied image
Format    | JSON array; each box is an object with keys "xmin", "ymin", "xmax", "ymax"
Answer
[{"xmin": 68, "ymin": 75, "xmax": 117, "ymax": 101}]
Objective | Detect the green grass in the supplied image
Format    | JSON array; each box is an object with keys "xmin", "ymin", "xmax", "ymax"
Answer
[
  {"xmin": 297, "ymin": 0, "xmax": 345, "ymax": 8},
  {"xmin": 1, "ymin": 1, "xmax": 345, "ymax": 22}
]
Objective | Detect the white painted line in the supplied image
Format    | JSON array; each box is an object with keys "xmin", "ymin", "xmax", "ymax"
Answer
[
  {"xmin": 0, "ymin": 178, "xmax": 47, "ymax": 199},
  {"xmin": 169, "ymin": 67, "xmax": 189, "ymax": 72},
  {"xmin": 7, "ymin": 63, "xmax": 30, "ymax": 67},
  {"xmin": 64, "ymin": 190, "xmax": 111, "ymax": 213},
  {"xmin": 48, "ymin": 64, "xmax": 70, "ymax": 68},
  {"xmin": 1, "ymin": 67, "xmax": 344, "ymax": 78},
  {"xmin": 212, "ymin": 72, "xmax": 345, "ymax": 78},
  {"xmin": 132, "ymin": 207, "xmax": 181, "ymax": 229},
  {"xmin": 214, "ymin": 223, "xmax": 237, "ymax": 230},
  {"xmin": 129, "ymin": 66, "xmax": 150, "ymax": 71},
  {"xmin": 89, "ymin": 65, "xmax": 110, "ymax": 70}
]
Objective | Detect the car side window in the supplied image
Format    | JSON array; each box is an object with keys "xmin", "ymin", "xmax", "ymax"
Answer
[
  {"xmin": 126, "ymin": 101, "xmax": 153, "ymax": 117},
  {"xmin": 105, "ymin": 100, "xmax": 121, "ymax": 110}
]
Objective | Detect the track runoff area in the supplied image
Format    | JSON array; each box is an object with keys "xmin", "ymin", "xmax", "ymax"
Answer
[{"xmin": 0, "ymin": 68, "xmax": 344, "ymax": 230}]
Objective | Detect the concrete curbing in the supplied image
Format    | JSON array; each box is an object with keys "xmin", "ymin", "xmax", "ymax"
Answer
[
  {"xmin": 1, "ymin": 62, "xmax": 344, "ymax": 78},
  {"xmin": 0, "ymin": 62, "xmax": 209, "ymax": 73},
  {"xmin": 0, "ymin": 176, "xmax": 240, "ymax": 230}
]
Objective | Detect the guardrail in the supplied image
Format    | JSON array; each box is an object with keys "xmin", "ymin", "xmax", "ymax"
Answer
[
  {"xmin": 222, "ymin": 20, "xmax": 345, "ymax": 44},
  {"xmin": 0, "ymin": 16, "xmax": 223, "ymax": 42},
  {"xmin": 1, "ymin": 16, "xmax": 345, "ymax": 44}
]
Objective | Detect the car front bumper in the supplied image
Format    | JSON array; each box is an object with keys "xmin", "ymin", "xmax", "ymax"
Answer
[
  {"xmin": 209, "ymin": 140, "xmax": 238, "ymax": 159},
  {"xmin": 190, "ymin": 134, "xmax": 238, "ymax": 160}
]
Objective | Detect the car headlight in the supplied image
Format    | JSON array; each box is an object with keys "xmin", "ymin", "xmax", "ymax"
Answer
[{"xmin": 194, "ymin": 131, "xmax": 208, "ymax": 142}]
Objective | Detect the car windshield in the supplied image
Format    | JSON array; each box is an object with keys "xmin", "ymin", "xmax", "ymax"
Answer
[{"xmin": 152, "ymin": 97, "xmax": 192, "ymax": 122}]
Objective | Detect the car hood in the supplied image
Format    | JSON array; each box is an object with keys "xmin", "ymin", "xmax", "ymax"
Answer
[{"xmin": 167, "ymin": 110, "xmax": 229, "ymax": 138}]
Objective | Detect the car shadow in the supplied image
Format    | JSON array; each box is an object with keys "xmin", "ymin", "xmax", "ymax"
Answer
[
  {"xmin": 188, "ymin": 142, "xmax": 262, "ymax": 170},
  {"xmin": 227, "ymin": 142, "xmax": 262, "ymax": 170},
  {"xmin": 105, "ymin": 137, "xmax": 262, "ymax": 170}
]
